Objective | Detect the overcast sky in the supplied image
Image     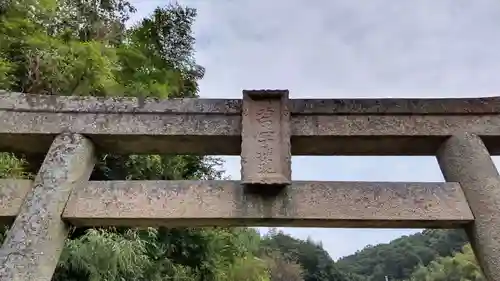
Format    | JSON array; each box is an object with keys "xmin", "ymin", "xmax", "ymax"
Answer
[{"xmin": 129, "ymin": 0, "xmax": 500, "ymax": 260}]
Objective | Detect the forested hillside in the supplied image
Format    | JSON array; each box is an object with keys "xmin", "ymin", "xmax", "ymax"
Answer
[
  {"xmin": 0, "ymin": 0, "xmax": 489, "ymax": 280},
  {"xmin": 336, "ymin": 229, "xmax": 484, "ymax": 281}
]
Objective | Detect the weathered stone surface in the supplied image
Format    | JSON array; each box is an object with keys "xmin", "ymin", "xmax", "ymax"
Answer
[
  {"xmin": 0, "ymin": 133, "xmax": 95, "ymax": 281},
  {"xmin": 437, "ymin": 133, "xmax": 500, "ymax": 281},
  {"xmin": 61, "ymin": 180, "xmax": 473, "ymax": 228},
  {"xmin": 3, "ymin": 91, "xmax": 500, "ymax": 115},
  {"xmin": 0, "ymin": 179, "xmax": 474, "ymax": 228},
  {"xmin": 0, "ymin": 111, "xmax": 241, "ymax": 155},
  {"xmin": 2, "ymin": 111, "xmax": 500, "ymax": 155},
  {"xmin": 0, "ymin": 91, "xmax": 243, "ymax": 114},
  {"xmin": 0, "ymin": 180, "xmax": 31, "ymax": 225},
  {"xmin": 3, "ymin": 91, "xmax": 500, "ymax": 156},
  {"xmin": 241, "ymin": 90, "xmax": 291, "ymax": 185}
]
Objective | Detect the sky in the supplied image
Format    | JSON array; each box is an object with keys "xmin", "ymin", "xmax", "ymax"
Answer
[{"xmin": 128, "ymin": 0, "xmax": 500, "ymax": 260}]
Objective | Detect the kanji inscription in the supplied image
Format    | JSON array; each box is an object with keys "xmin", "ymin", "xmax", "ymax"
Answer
[{"xmin": 241, "ymin": 90, "xmax": 291, "ymax": 186}]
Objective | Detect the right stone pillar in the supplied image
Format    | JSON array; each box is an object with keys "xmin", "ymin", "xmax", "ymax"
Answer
[{"xmin": 437, "ymin": 133, "xmax": 500, "ymax": 280}]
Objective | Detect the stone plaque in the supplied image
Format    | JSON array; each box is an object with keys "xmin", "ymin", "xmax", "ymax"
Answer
[{"xmin": 241, "ymin": 90, "xmax": 291, "ymax": 186}]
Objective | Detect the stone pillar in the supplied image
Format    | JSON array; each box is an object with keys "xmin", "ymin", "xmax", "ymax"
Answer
[
  {"xmin": 0, "ymin": 133, "xmax": 95, "ymax": 281},
  {"xmin": 437, "ymin": 133, "xmax": 500, "ymax": 280},
  {"xmin": 241, "ymin": 90, "xmax": 291, "ymax": 188}
]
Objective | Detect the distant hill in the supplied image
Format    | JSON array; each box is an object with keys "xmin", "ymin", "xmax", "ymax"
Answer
[
  {"xmin": 262, "ymin": 229, "xmax": 348, "ymax": 281},
  {"xmin": 335, "ymin": 229, "xmax": 469, "ymax": 281}
]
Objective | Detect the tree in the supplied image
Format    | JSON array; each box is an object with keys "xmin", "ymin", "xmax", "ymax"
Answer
[
  {"xmin": 335, "ymin": 229, "xmax": 469, "ymax": 280},
  {"xmin": 0, "ymin": 1, "xmax": 269, "ymax": 280},
  {"xmin": 409, "ymin": 244, "xmax": 484, "ymax": 281},
  {"xmin": 261, "ymin": 230, "xmax": 347, "ymax": 281},
  {"xmin": 224, "ymin": 257, "xmax": 271, "ymax": 281},
  {"xmin": 265, "ymin": 251, "xmax": 304, "ymax": 281}
]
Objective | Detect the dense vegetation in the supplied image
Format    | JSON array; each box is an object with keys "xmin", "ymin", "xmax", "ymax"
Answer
[
  {"xmin": 0, "ymin": 0, "xmax": 489, "ymax": 280},
  {"xmin": 337, "ymin": 229, "xmax": 469, "ymax": 280},
  {"xmin": 337, "ymin": 229, "xmax": 484, "ymax": 281},
  {"xmin": 409, "ymin": 244, "xmax": 484, "ymax": 281}
]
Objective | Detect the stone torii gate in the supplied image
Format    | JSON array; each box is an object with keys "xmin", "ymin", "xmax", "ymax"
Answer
[{"xmin": 0, "ymin": 90, "xmax": 499, "ymax": 280}]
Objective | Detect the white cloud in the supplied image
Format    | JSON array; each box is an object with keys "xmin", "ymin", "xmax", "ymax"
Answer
[
  {"xmin": 130, "ymin": 0, "xmax": 500, "ymax": 260},
  {"xmin": 188, "ymin": 0, "xmax": 500, "ymax": 98}
]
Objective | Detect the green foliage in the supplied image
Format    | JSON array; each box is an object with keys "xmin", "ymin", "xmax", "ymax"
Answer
[
  {"xmin": 262, "ymin": 228, "xmax": 347, "ymax": 281},
  {"xmin": 0, "ymin": 1, "xmax": 193, "ymax": 98},
  {"xmin": 336, "ymin": 229, "xmax": 469, "ymax": 281},
  {"xmin": 52, "ymin": 227, "xmax": 271, "ymax": 281},
  {"xmin": 0, "ymin": 56, "xmax": 14, "ymax": 89},
  {"xmin": 265, "ymin": 250, "xmax": 304, "ymax": 281},
  {"xmin": 409, "ymin": 244, "xmax": 484, "ymax": 281},
  {"xmin": 124, "ymin": 5, "xmax": 204, "ymax": 98},
  {"xmin": 55, "ymin": 228, "xmax": 153, "ymax": 281},
  {"xmin": 93, "ymin": 154, "xmax": 224, "ymax": 181},
  {"xmin": 223, "ymin": 256, "xmax": 270, "ymax": 281},
  {"xmin": 0, "ymin": 153, "xmax": 31, "ymax": 179}
]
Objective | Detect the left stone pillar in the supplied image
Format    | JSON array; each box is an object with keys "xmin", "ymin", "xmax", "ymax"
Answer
[{"xmin": 0, "ymin": 133, "xmax": 95, "ymax": 281}]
